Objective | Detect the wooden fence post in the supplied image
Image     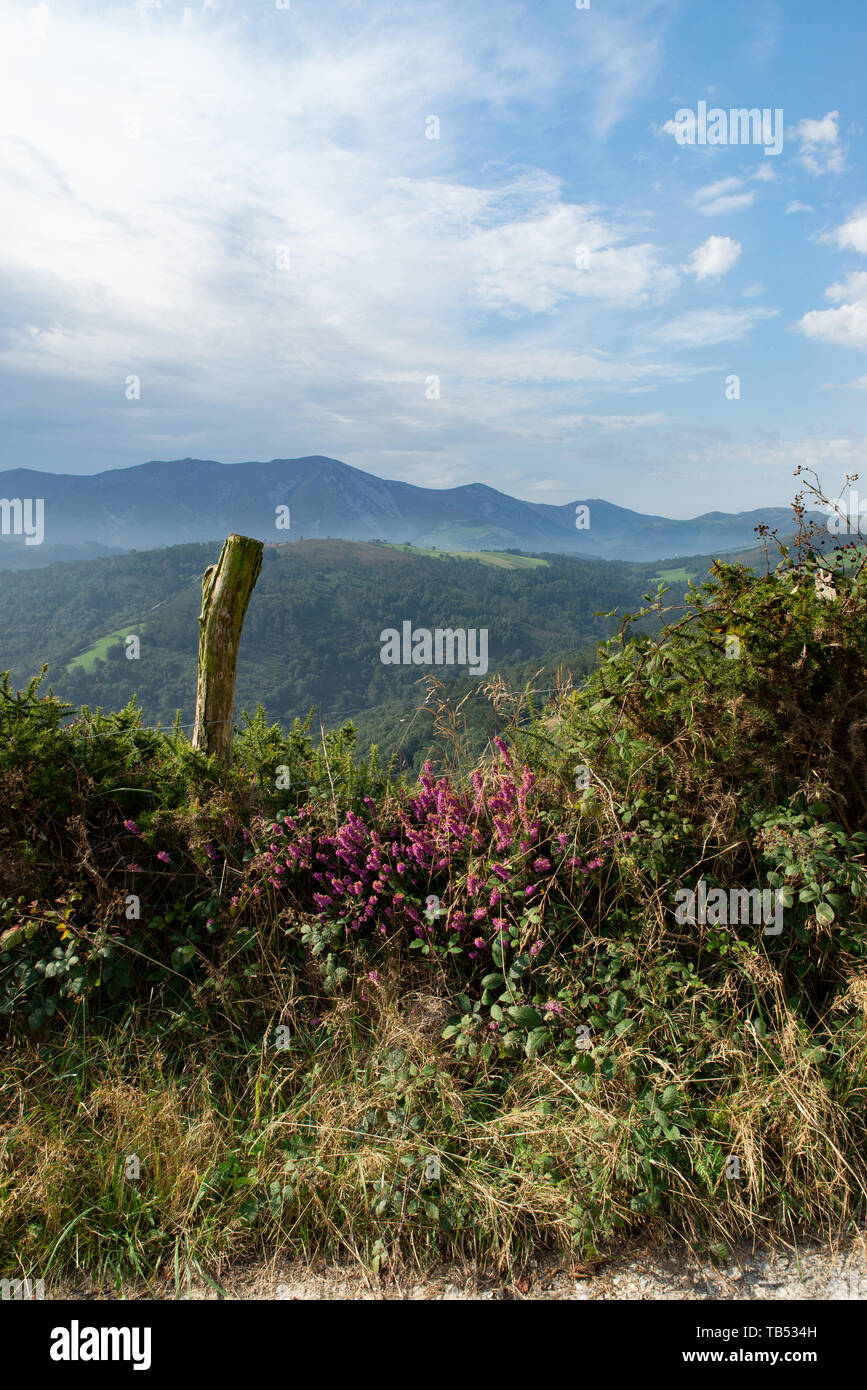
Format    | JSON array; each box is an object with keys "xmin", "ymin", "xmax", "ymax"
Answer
[{"xmin": 192, "ymin": 534, "xmax": 263, "ymax": 764}]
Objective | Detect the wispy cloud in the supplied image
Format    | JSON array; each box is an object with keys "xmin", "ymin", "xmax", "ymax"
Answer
[
  {"xmin": 654, "ymin": 307, "xmax": 777, "ymax": 347},
  {"xmin": 691, "ymin": 178, "xmax": 756, "ymax": 217}
]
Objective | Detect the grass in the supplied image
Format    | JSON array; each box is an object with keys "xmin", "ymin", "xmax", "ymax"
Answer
[
  {"xmin": 67, "ymin": 625, "xmax": 146, "ymax": 674},
  {"xmin": 652, "ymin": 566, "xmax": 696, "ymax": 585},
  {"xmin": 385, "ymin": 545, "xmax": 549, "ymax": 570},
  {"xmin": 4, "ymin": 956, "xmax": 863, "ymax": 1292}
]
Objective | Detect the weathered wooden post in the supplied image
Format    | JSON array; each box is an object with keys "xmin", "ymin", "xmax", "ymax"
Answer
[{"xmin": 192, "ymin": 533, "xmax": 263, "ymax": 764}]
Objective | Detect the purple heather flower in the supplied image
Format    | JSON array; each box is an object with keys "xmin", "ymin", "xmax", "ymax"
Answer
[
  {"xmin": 123, "ymin": 820, "xmax": 141, "ymax": 836},
  {"xmin": 532, "ymin": 857, "xmax": 551, "ymax": 873},
  {"xmin": 157, "ymin": 851, "xmax": 171, "ymax": 864}
]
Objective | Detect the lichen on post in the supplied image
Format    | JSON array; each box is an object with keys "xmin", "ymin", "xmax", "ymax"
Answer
[{"xmin": 192, "ymin": 534, "xmax": 263, "ymax": 764}]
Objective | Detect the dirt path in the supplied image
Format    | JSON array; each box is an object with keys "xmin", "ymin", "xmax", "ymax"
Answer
[{"xmin": 51, "ymin": 1236, "xmax": 867, "ymax": 1300}]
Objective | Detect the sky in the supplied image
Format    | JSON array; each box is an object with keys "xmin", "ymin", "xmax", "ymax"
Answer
[{"xmin": 0, "ymin": 0, "xmax": 866, "ymax": 517}]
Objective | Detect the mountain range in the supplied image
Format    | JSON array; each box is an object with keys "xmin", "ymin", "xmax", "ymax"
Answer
[{"xmin": 0, "ymin": 454, "xmax": 804, "ymax": 566}]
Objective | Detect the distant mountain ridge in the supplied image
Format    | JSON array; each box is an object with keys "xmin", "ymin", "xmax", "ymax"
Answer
[{"xmin": 0, "ymin": 454, "xmax": 803, "ymax": 564}]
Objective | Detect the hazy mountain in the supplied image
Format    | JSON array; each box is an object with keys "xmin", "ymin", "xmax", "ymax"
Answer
[{"xmin": 0, "ymin": 454, "xmax": 803, "ymax": 566}]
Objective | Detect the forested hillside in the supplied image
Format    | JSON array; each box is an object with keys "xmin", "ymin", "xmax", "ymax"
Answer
[{"xmin": 0, "ymin": 539, "xmax": 699, "ymax": 767}]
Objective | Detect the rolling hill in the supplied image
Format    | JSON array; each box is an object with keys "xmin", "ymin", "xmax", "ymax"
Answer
[{"xmin": 0, "ymin": 537, "xmax": 702, "ymax": 768}]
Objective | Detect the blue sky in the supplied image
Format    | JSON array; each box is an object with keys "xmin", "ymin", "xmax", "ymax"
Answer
[{"xmin": 1, "ymin": 0, "xmax": 866, "ymax": 515}]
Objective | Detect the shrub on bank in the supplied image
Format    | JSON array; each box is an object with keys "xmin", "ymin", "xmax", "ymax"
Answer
[{"xmin": 1, "ymin": 496, "xmax": 866, "ymax": 1274}]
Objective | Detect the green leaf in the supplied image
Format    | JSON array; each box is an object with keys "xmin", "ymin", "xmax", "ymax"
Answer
[
  {"xmin": 607, "ymin": 989, "xmax": 627, "ymax": 1019},
  {"xmin": 508, "ymin": 1005, "xmax": 544, "ymax": 1028},
  {"xmin": 815, "ymin": 902, "xmax": 835, "ymax": 924},
  {"xmin": 525, "ymin": 1027, "xmax": 550, "ymax": 1058}
]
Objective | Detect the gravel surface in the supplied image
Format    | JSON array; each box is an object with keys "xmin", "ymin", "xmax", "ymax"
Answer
[{"xmin": 49, "ymin": 1236, "xmax": 867, "ymax": 1300}]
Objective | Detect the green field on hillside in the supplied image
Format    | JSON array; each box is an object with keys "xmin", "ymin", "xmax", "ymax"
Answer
[
  {"xmin": 386, "ymin": 544, "xmax": 549, "ymax": 570},
  {"xmin": 67, "ymin": 625, "xmax": 147, "ymax": 674},
  {"xmin": 652, "ymin": 565, "xmax": 696, "ymax": 585}
]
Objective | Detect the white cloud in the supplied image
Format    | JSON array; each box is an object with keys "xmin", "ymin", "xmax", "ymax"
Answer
[
  {"xmin": 797, "ymin": 210, "xmax": 867, "ymax": 351},
  {"xmin": 791, "ymin": 110, "xmax": 845, "ymax": 175},
  {"xmin": 685, "ymin": 235, "xmax": 742, "ymax": 281},
  {"xmin": 0, "ymin": 0, "xmax": 688, "ymax": 476},
  {"xmin": 654, "ymin": 307, "xmax": 777, "ymax": 347},
  {"xmin": 832, "ymin": 205, "xmax": 867, "ymax": 253},
  {"xmin": 785, "ymin": 201, "xmax": 814, "ymax": 215},
  {"xmin": 691, "ymin": 177, "xmax": 755, "ymax": 217},
  {"xmin": 798, "ymin": 272, "xmax": 867, "ymax": 349},
  {"xmin": 467, "ymin": 203, "xmax": 679, "ymax": 312}
]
